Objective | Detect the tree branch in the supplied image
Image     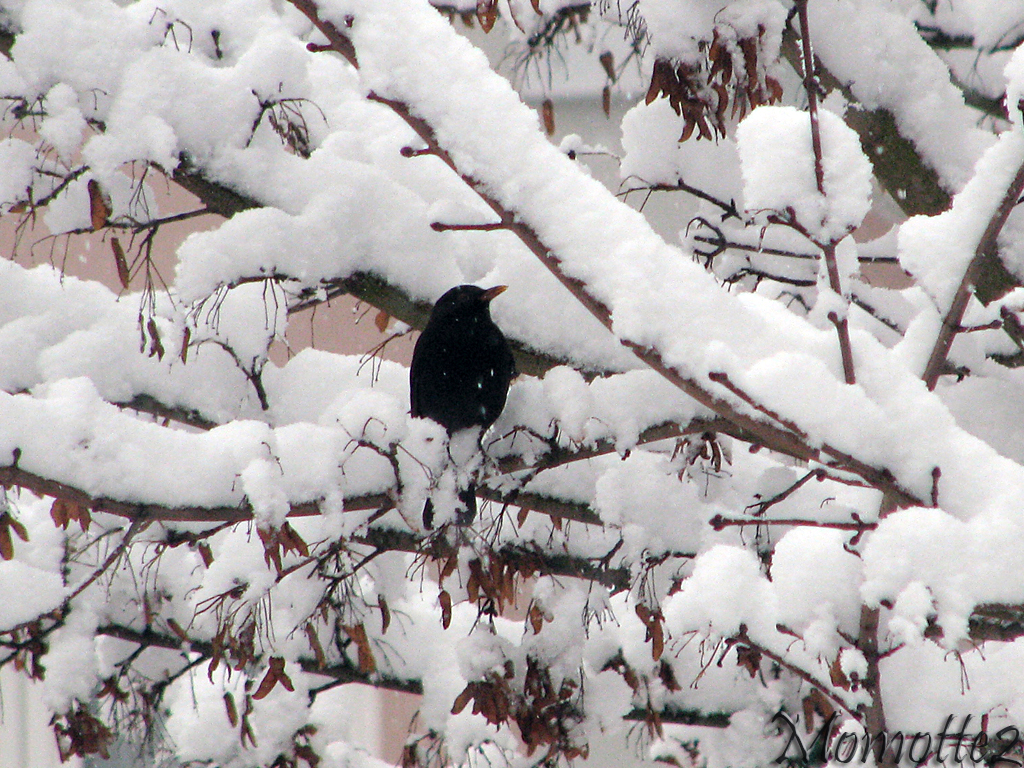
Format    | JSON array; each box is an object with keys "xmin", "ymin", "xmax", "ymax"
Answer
[
  {"xmin": 733, "ymin": 627, "xmax": 859, "ymax": 720},
  {"xmin": 795, "ymin": 0, "xmax": 856, "ymax": 385},
  {"xmin": 922, "ymin": 143, "xmax": 1024, "ymax": 390},
  {"xmin": 95, "ymin": 622, "xmax": 424, "ymax": 695}
]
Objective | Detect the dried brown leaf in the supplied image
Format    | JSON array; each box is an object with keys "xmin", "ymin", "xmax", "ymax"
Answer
[
  {"xmin": 224, "ymin": 692, "xmax": 238, "ymax": 726},
  {"xmin": 829, "ymin": 653, "xmax": 850, "ymax": 690},
  {"xmin": 273, "ymin": 657, "xmax": 294, "ymax": 692},
  {"xmin": 87, "ymin": 179, "xmax": 111, "ymax": 231},
  {"xmin": 252, "ymin": 661, "xmax": 280, "ymax": 699},
  {"xmin": 179, "ymin": 326, "xmax": 191, "ymax": 364},
  {"xmin": 651, "ymin": 617, "xmax": 664, "ymax": 661},
  {"xmin": 305, "ymin": 623, "xmax": 327, "ymax": 669},
  {"xmin": 645, "ymin": 63, "xmax": 664, "ymax": 105},
  {"xmin": 528, "ymin": 603, "xmax": 544, "ymax": 635},
  {"xmin": 802, "ymin": 687, "xmax": 835, "ymax": 733},
  {"xmin": 50, "ymin": 498, "xmax": 69, "ymax": 529},
  {"xmin": 451, "ymin": 683, "xmax": 474, "ymax": 715},
  {"xmin": 0, "ymin": 526, "xmax": 13, "ymax": 560},
  {"xmin": 166, "ymin": 617, "xmax": 189, "ymax": 641},
  {"xmin": 439, "ymin": 589, "xmax": 452, "ymax": 629},
  {"xmin": 7, "ymin": 515, "xmax": 28, "ymax": 543},
  {"xmin": 658, "ymin": 659, "xmax": 681, "ymax": 692},
  {"xmin": 198, "ymin": 541, "xmax": 214, "ymax": 567},
  {"xmin": 146, "ymin": 317, "xmax": 165, "ymax": 360},
  {"xmin": 541, "ymin": 99, "xmax": 555, "ymax": 136},
  {"xmin": 76, "ymin": 503, "xmax": 92, "ymax": 532},
  {"xmin": 240, "ymin": 716, "xmax": 257, "ymax": 748},
  {"xmin": 344, "ymin": 623, "xmax": 377, "ymax": 674},
  {"xmin": 440, "ymin": 556, "xmax": 458, "ymax": 581},
  {"xmin": 280, "ymin": 522, "xmax": 309, "ymax": 557},
  {"xmin": 476, "ymin": 0, "xmax": 497, "ymax": 32},
  {"xmin": 735, "ymin": 644, "xmax": 761, "ymax": 677},
  {"xmin": 111, "ymin": 237, "xmax": 130, "ymax": 289}
]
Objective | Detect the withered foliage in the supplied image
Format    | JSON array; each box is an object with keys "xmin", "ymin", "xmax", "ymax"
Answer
[
  {"xmin": 645, "ymin": 25, "xmax": 784, "ymax": 141},
  {"xmin": 53, "ymin": 704, "xmax": 114, "ymax": 762},
  {"xmin": 451, "ymin": 656, "xmax": 588, "ymax": 761}
]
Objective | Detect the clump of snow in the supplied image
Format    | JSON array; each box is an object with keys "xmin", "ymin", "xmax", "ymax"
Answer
[
  {"xmin": 0, "ymin": 559, "xmax": 66, "ymax": 630},
  {"xmin": 190, "ymin": 275, "xmax": 288, "ymax": 369},
  {"xmin": 41, "ymin": 607, "xmax": 100, "ymax": 712},
  {"xmin": 772, "ymin": 527, "xmax": 862, "ymax": 638},
  {"xmin": 0, "ymin": 138, "xmax": 37, "ymax": 205},
  {"xmin": 736, "ymin": 105, "xmax": 872, "ymax": 242},
  {"xmin": 638, "ymin": 0, "xmax": 785, "ymax": 63},
  {"xmin": 165, "ymin": 665, "xmax": 313, "ymax": 766},
  {"xmin": 664, "ymin": 545, "xmax": 777, "ymax": 636},
  {"xmin": 635, "ymin": 0, "xmax": 718, "ymax": 63},
  {"xmin": 887, "ymin": 580, "xmax": 935, "ymax": 648},
  {"xmin": 39, "ymin": 83, "xmax": 88, "ymax": 162},
  {"xmin": 959, "ymin": 0, "xmax": 1024, "ymax": 53},
  {"xmin": 323, "ymin": 388, "xmax": 407, "ymax": 449},
  {"xmin": 620, "ymin": 98, "xmax": 743, "ymax": 205},
  {"xmin": 594, "ymin": 450, "xmax": 708, "ymax": 556},
  {"xmin": 861, "ymin": 505, "xmax": 1024, "ymax": 644},
  {"xmin": 241, "ymin": 457, "xmax": 292, "ymax": 528}
]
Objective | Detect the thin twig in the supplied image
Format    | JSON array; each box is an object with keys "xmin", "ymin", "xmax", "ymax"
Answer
[
  {"xmin": 744, "ymin": 469, "xmax": 823, "ymax": 515},
  {"xmin": 795, "ymin": 0, "xmax": 856, "ymax": 385},
  {"xmin": 66, "ymin": 517, "xmax": 149, "ymax": 602},
  {"xmin": 710, "ymin": 513, "xmax": 875, "ymax": 532},
  {"xmin": 734, "ymin": 627, "xmax": 859, "ymax": 719},
  {"xmin": 619, "ymin": 176, "xmax": 741, "ymax": 220}
]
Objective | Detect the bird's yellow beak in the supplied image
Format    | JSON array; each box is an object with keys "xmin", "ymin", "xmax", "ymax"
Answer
[{"xmin": 481, "ymin": 285, "xmax": 508, "ymax": 302}]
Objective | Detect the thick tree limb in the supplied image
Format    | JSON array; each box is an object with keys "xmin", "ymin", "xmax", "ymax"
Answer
[
  {"xmin": 0, "ymin": 456, "xmax": 589, "ymax": 528},
  {"xmin": 96, "ymin": 622, "xmax": 425, "ymax": 695},
  {"xmin": 922, "ymin": 150, "xmax": 1024, "ymax": 390},
  {"xmin": 0, "ymin": 458, "xmax": 637, "ymax": 590},
  {"xmin": 115, "ymin": 394, "xmax": 221, "ymax": 431}
]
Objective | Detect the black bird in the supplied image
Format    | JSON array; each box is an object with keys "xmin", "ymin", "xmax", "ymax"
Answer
[{"xmin": 410, "ymin": 284, "xmax": 516, "ymax": 526}]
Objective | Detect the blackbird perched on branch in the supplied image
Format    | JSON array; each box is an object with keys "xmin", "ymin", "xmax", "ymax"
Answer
[{"xmin": 410, "ymin": 284, "xmax": 516, "ymax": 527}]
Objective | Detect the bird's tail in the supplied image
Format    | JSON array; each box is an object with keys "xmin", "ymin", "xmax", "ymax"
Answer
[
  {"xmin": 421, "ymin": 483, "xmax": 477, "ymax": 529},
  {"xmin": 422, "ymin": 498, "xmax": 435, "ymax": 530},
  {"xmin": 457, "ymin": 482, "xmax": 477, "ymax": 525}
]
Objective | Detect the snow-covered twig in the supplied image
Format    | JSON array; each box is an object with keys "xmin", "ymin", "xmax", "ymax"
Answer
[
  {"xmin": 732, "ymin": 627, "xmax": 860, "ymax": 720},
  {"xmin": 795, "ymin": 0, "xmax": 855, "ymax": 385}
]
